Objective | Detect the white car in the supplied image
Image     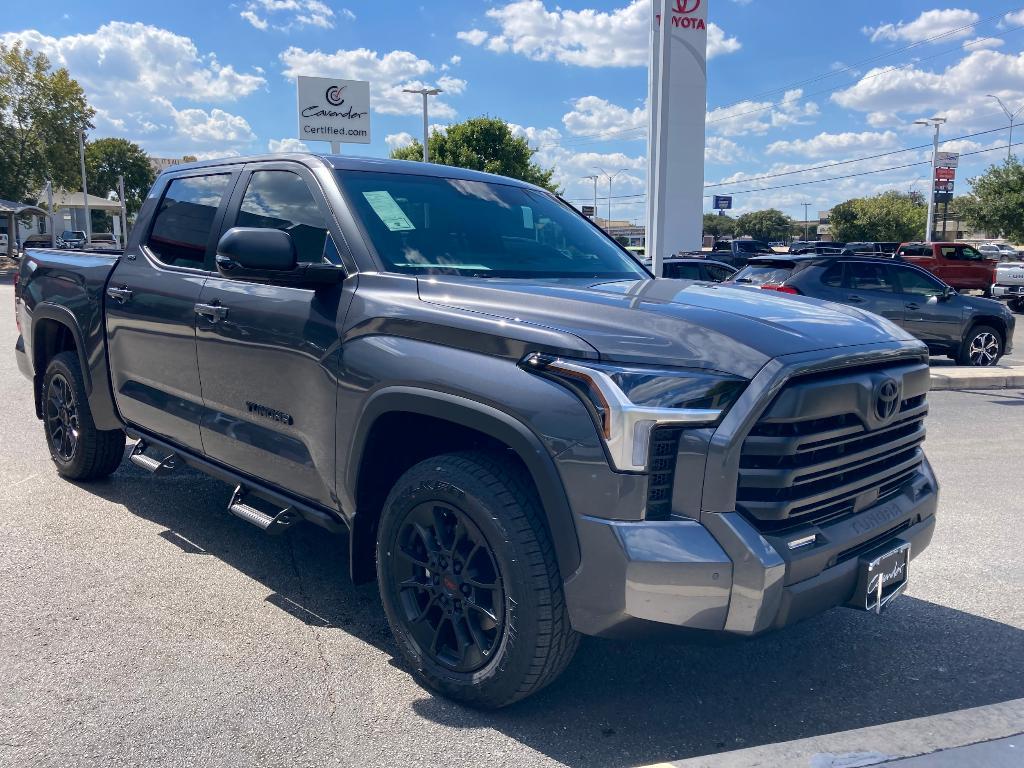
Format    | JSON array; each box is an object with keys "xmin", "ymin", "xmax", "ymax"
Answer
[
  {"xmin": 978, "ymin": 243, "xmax": 1003, "ymax": 259},
  {"xmin": 994, "ymin": 260, "xmax": 1024, "ymax": 312}
]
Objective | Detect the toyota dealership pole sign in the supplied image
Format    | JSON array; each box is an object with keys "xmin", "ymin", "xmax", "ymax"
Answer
[
  {"xmin": 296, "ymin": 76, "xmax": 371, "ymax": 153},
  {"xmin": 647, "ymin": 0, "xmax": 709, "ymax": 277}
]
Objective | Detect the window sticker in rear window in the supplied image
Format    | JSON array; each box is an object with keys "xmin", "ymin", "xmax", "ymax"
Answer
[{"xmin": 362, "ymin": 191, "xmax": 416, "ymax": 232}]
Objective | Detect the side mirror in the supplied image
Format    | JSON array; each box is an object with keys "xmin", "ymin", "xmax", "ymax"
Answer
[
  {"xmin": 215, "ymin": 227, "xmax": 343, "ymax": 287},
  {"xmin": 939, "ymin": 285, "xmax": 954, "ymax": 301}
]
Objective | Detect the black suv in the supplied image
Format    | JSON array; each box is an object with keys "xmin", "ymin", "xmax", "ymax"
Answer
[
  {"xmin": 14, "ymin": 154, "xmax": 939, "ymax": 707},
  {"xmin": 731, "ymin": 255, "xmax": 1016, "ymax": 366}
]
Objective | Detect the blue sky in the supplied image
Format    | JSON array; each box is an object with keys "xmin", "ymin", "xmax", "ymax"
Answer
[{"xmin": 4, "ymin": 1, "xmax": 1024, "ymax": 223}]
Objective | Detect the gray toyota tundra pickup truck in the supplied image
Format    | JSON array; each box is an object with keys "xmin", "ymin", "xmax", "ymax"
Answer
[{"xmin": 13, "ymin": 154, "xmax": 938, "ymax": 707}]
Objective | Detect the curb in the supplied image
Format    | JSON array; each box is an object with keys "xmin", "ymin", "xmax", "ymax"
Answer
[
  {"xmin": 642, "ymin": 698, "xmax": 1024, "ymax": 768},
  {"xmin": 929, "ymin": 366, "xmax": 1024, "ymax": 391}
]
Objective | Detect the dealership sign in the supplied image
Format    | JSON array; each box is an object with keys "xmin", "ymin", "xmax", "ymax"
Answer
[
  {"xmin": 936, "ymin": 151, "xmax": 959, "ymax": 168},
  {"xmin": 296, "ymin": 76, "xmax": 371, "ymax": 145},
  {"xmin": 713, "ymin": 195, "xmax": 732, "ymax": 210}
]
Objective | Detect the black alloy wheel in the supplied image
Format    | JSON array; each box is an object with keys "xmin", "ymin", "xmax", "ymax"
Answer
[
  {"xmin": 391, "ymin": 501, "xmax": 505, "ymax": 673},
  {"xmin": 45, "ymin": 372, "xmax": 80, "ymax": 462}
]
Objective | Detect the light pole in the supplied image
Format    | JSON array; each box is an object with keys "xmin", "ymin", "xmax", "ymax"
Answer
[
  {"xmin": 987, "ymin": 94, "xmax": 1024, "ymax": 162},
  {"xmin": 802, "ymin": 202, "xmax": 811, "ymax": 239},
  {"xmin": 914, "ymin": 116, "xmax": 946, "ymax": 243},
  {"xmin": 595, "ymin": 167, "xmax": 627, "ymax": 226},
  {"xmin": 402, "ymin": 87, "xmax": 442, "ymax": 163},
  {"xmin": 79, "ymin": 128, "xmax": 92, "ymax": 247},
  {"xmin": 581, "ymin": 175, "xmax": 599, "ymax": 219}
]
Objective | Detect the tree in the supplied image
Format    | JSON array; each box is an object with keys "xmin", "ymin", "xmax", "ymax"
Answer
[
  {"xmin": 828, "ymin": 191, "xmax": 926, "ymax": 243},
  {"xmin": 86, "ymin": 138, "xmax": 155, "ymax": 215},
  {"xmin": 390, "ymin": 117, "xmax": 557, "ymax": 192},
  {"xmin": 0, "ymin": 41, "xmax": 94, "ymax": 203},
  {"xmin": 703, "ymin": 212, "xmax": 735, "ymax": 238},
  {"xmin": 956, "ymin": 159, "xmax": 1024, "ymax": 242},
  {"xmin": 734, "ymin": 209, "xmax": 792, "ymax": 242}
]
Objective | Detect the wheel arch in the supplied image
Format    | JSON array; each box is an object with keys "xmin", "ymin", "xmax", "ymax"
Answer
[
  {"xmin": 346, "ymin": 387, "xmax": 581, "ymax": 586},
  {"xmin": 963, "ymin": 315, "xmax": 1008, "ymax": 347},
  {"xmin": 30, "ymin": 305, "xmax": 90, "ymax": 419}
]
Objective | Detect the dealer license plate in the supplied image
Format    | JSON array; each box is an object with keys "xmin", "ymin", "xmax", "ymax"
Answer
[{"xmin": 852, "ymin": 540, "xmax": 910, "ymax": 613}]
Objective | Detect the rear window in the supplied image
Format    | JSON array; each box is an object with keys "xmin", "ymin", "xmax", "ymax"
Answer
[
  {"xmin": 148, "ymin": 174, "xmax": 232, "ymax": 269},
  {"xmin": 665, "ymin": 263, "xmax": 703, "ymax": 280},
  {"xmin": 731, "ymin": 263, "xmax": 795, "ymax": 285}
]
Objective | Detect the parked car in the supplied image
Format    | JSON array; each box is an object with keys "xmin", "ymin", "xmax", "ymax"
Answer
[
  {"xmin": 846, "ymin": 242, "xmax": 899, "ymax": 256},
  {"xmin": 790, "ymin": 241, "xmax": 850, "ymax": 255},
  {"xmin": 730, "ymin": 255, "xmax": 1015, "ymax": 366},
  {"xmin": 978, "ymin": 243, "xmax": 1003, "ymax": 260},
  {"xmin": 15, "ymin": 153, "xmax": 939, "ymax": 707},
  {"xmin": 709, "ymin": 238, "xmax": 775, "ymax": 267},
  {"xmin": 995, "ymin": 243, "xmax": 1021, "ymax": 261},
  {"xmin": 657, "ymin": 257, "xmax": 736, "ymax": 281},
  {"xmin": 993, "ymin": 260, "xmax": 1024, "ymax": 313},
  {"xmin": 58, "ymin": 230, "xmax": 87, "ymax": 249},
  {"xmin": 895, "ymin": 242, "xmax": 997, "ymax": 295},
  {"xmin": 21, "ymin": 234, "xmax": 54, "ymax": 253},
  {"xmin": 90, "ymin": 232, "xmax": 120, "ymax": 250}
]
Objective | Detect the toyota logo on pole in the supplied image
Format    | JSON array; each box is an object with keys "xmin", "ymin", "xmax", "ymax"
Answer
[
  {"xmin": 674, "ymin": 0, "xmax": 701, "ymax": 12},
  {"xmin": 668, "ymin": 0, "xmax": 706, "ymax": 29}
]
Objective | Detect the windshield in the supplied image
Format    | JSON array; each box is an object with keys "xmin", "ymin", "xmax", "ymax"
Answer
[{"xmin": 337, "ymin": 170, "xmax": 647, "ymax": 279}]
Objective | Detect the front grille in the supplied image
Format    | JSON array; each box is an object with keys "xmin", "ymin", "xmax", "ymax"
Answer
[
  {"xmin": 736, "ymin": 363, "xmax": 929, "ymax": 532},
  {"xmin": 646, "ymin": 427, "xmax": 682, "ymax": 521}
]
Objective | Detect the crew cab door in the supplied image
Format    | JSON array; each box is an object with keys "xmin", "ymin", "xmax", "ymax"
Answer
[
  {"xmin": 891, "ymin": 263, "xmax": 961, "ymax": 350},
  {"xmin": 842, "ymin": 261, "xmax": 905, "ymax": 325},
  {"xmin": 194, "ymin": 162, "xmax": 353, "ymax": 507},
  {"xmin": 105, "ymin": 170, "xmax": 239, "ymax": 452}
]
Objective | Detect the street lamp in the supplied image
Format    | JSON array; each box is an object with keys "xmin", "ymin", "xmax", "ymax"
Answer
[
  {"xmin": 79, "ymin": 128, "xmax": 92, "ymax": 247},
  {"xmin": 581, "ymin": 175, "xmax": 599, "ymax": 219},
  {"xmin": 802, "ymin": 202, "xmax": 812, "ymax": 239},
  {"xmin": 402, "ymin": 87, "xmax": 442, "ymax": 163},
  {"xmin": 595, "ymin": 167, "xmax": 628, "ymax": 226},
  {"xmin": 914, "ymin": 116, "xmax": 946, "ymax": 243},
  {"xmin": 987, "ymin": 94, "xmax": 1024, "ymax": 162}
]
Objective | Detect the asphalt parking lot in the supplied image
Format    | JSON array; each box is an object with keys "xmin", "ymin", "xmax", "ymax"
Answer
[{"xmin": 1, "ymin": 279, "xmax": 1022, "ymax": 767}]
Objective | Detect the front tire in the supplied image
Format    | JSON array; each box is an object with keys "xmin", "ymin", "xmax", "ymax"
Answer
[
  {"xmin": 377, "ymin": 452, "xmax": 578, "ymax": 708},
  {"xmin": 1009, "ymin": 298, "xmax": 1024, "ymax": 314},
  {"xmin": 42, "ymin": 351, "xmax": 125, "ymax": 480},
  {"xmin": 957, "ymin": 325, "xmax": 1003, "ymax": 367}
]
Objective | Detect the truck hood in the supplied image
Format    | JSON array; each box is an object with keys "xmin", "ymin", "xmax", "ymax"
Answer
[{"xmin": 416, "ymin": 277, "xmax": 916, "ymax": 379}]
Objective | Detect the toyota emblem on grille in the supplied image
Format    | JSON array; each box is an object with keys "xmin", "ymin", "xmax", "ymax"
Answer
[{"xmin": 875, "ymin": 378, "xmax": 901, "ymax": 423}]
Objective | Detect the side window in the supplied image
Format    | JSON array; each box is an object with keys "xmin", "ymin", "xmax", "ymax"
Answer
[
  {"xmin": 706, "ymin": 265, "xmax": 733, "ymax": 281},
  {"xmin": 148, "ymin": 174, "xmax": 232, "ymax": 269},
  {"xmin": 896, "ymin": 267, "xmax": 945, "ymax": 296},
  {"xmin": 821, "ymin": 262, "xmax": 844, "ymax": 287},
  {"xmin": 848, "ymin": 262, "xmax": 895, "ymax": 293},
  {"xmin": 940, "ymin": 246, "xmax": 959, "ymax": 260},
  {"xmin": 959, "ymin": 246, "xmax": 982, "ymax": 261},
  {"xmin": 667, "ymin": 263, "xmax": 701, "ymax": 280},
  {"xmin": 236, "ymin": 170, "xmax": 337, "ymax": 264}
]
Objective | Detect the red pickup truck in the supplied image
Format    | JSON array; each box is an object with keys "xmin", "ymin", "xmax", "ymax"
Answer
[{"xmin": 895, "ymin": 242, "xmax": 998, "ymax": 294}]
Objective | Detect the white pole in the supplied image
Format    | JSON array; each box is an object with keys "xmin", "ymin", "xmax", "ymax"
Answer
[
  {"xmin": 118, "ymin": 174, "xmax": 128, "ymax": 248},
  {"xmin": 645, "ymin": 0, "xmax": 661, "ymax": 262},
  {"xmin": 330, "ymin": 141, "xmax": 341, "ymax": 154},
  {"xmin": 79, "ymin": 129, "xmax": 92, "ymax": 246},
  {"xmin": 593, "ymin": 176, "xmax": 598, "ymax": 220},
  {"xmin": 422, "ymin": 92, "xmax": 430, "ymax": 163},
  {"xmin": 45, "ymin": 181, "xmax": 55, "ymax": 248},
  {"xmin": 926, "ymin": 122, "xmax": 939, "ymax": 243}
]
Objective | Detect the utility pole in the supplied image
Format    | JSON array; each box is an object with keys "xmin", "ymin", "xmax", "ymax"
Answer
[
  {"xmin": 987, "ymin": 94, "xmax": 1024, "ymax": 162},
  {"xmin": 595, "ymin": 167, "xmax": 627, "ymax": 228},
  {"xmin": 79, "ymin": 128, "xmax": 92, "ymax": 246},
  {"xmin": 915, "ymin": 116, "xmax": 946, "ymax": 243},
  {"xmin": 403, "ymin": 87, "xmax": 442, "ymax": 163},
  {"xmin": 581, "ymin": 175, "xmax": 599, "ymax": 219},
  {"xmin": 117, "ymin": 175, "xmax": 128, "ymax": 248},
  {"xmin": 802, "ymin": 202, "xmax": 811, "ymax": 239},
  {"xmin": 44, "ymin": 180, "xmax": 55, "ymax": 248}
]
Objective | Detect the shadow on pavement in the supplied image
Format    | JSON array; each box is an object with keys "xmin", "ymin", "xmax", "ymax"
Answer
[{"xmin": 86, "ymin": 456, "xmax": 1024, "ymax": 768}]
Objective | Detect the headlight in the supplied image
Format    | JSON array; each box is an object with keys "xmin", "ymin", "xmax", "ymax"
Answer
[{"xmin": 520, "ymin": 353, "xmax": 746, "ymax": 472}]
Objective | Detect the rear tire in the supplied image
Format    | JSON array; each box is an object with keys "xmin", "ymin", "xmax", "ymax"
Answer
[
  {"xmin": 1009, "ymin": 298, "xmax": 1024, "ymax": 314},
  {"xmin": 957, "ymin": 325, "xmax": 1003, "ymax": 367},
  {"xmin": 42, "ymin": 351, "xmax": 125, "ymax": 480},
  {"xmin": 376, "ymin": 452, "xmax": 578, "ymax": 708}
]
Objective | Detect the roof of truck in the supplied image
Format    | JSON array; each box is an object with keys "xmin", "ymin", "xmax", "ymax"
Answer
[{"xmin": 163, "ymin": 153, "xmax": 540, "ymax": 190}]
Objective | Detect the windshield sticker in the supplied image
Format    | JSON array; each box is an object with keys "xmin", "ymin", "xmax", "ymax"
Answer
[
  {"xmin": 362, "ymin": 191, "xmax": 416, "ymax": 232},
  {"xmin": 521, "ymin": 206, "xmax": 534, "ymax": 230}
]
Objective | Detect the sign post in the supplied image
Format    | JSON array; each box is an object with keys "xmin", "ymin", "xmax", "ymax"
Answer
[
  {"xmin": 647, "ymin": 0, "xmax": 709, "ymax": 274},
  {"xmin": 296, "ymin": 76, "xmax": 371, "ymax": 153}
]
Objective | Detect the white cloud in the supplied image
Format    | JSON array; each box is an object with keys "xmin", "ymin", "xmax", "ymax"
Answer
[
  {"xmin": 268, "ymin": 137, "xmax": 309, "ymax": 152},
  {"xmin": 279, "ymin": 47, "xmax": 465, "ymax": 118},
  {"xmin": 240, "ymin": 0, "xmax": 341, "ymax": 32},
  {"xmin": 864, "ymin": 9, "xmax": 979, "ymax": 44},
  {"xmin": 707, "ymin": 89, "xmax": 819, "ymax": 136},
  {"xmin": 832, "ymin": 49, "xmax": 1024, "ymax": 135},
  {"xmin": 705, "ymin": 137, "xmax": 745, "ymax": 164},
  {"xmin": 963, "ymin": 36, "xmax": 1003, "ymax": 50},
  {"xmin": 456, "ymin": 0, "xmax": 740, "ymax": 68},
  {"xmin": 2, "ymin": 23, "xmax": 264, "ymax": 155},
  {"xmin": 385, "ymin": 132, "xmax": 416, "ymax": 150},
  {"xmin": 457, "ymin": 29, "xmax": 488, "ymax": 46},
  {"xmin": 766, "ymin": 130, "xmax": 900, "ymax": 158},
  {"xmin": 1000, "ymin": 10, "xmax": 1024, "ymax": 28},
  {"xmin": 562, "ymin": 96, "xmax": 646, "ymax": 140},
  {"xmin": 449, "ymin": 55, "xmax": 462, "ymax": 65}
]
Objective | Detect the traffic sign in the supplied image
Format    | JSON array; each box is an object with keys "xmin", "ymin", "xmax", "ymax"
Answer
[
  {"xmin": 581, "ymin": 205, "xmax": 595, "ymax": 217},
  {"xmin": 935, "ymin": 167, "xmax": 955, "ymax": 181},
  {"xmin": 936, "ymin": 151, "xmax": 959, "ymax": 168},
  {"xmin": 713, "ymin": 195, "xmax": 733, "ymax": 210}
]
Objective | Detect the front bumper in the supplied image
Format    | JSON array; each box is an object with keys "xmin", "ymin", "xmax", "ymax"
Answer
[
  {"xmin": 563, "ymin": 460, "xmax": 938, "ymax": 638},
  {"xmin": 993, "ymin": 284, "xmax": 1024, "ymax": 299}
]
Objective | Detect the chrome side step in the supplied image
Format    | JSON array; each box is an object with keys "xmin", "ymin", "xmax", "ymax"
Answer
[
  {"xmin": 228, "ymin": 486, "xmax": 300, "ymax": 535},
  {"xmin": 128, "ymin": 440, "xmax": 179, "ymax": 476}
]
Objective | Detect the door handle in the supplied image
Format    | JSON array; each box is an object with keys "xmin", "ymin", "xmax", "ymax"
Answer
[
  {"xmin": 194, "ymin": 302, "xmax": 229, "ymax": 322},
  {"xmin": 905, "ymin": 302, "xmax": 921, "ymax": 311},
  {"xmin": 847, "ymin": 294, "xmax": 865, "ymax": 303},
  {"xmin": 106, "ymin": 286, "xmax": 133, "ymax": 304}
]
